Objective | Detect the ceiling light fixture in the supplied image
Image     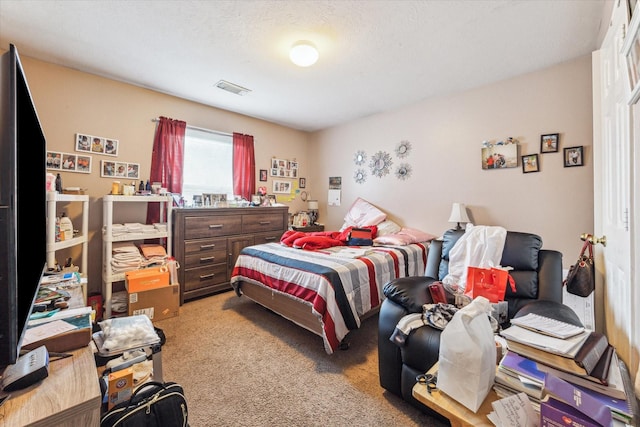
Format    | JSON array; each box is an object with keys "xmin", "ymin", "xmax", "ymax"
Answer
[
  {"xmin": 289, "ymin": 41, "xmax": 319, "ymax": 67},
  {"xmin": 215, "ymin": 80, "xmax": 251, "ymax": 96}
]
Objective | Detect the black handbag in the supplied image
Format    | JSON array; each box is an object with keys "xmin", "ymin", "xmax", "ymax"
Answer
[
  {"xmin": 564, "ymin": 238, "xmax": 595, "ymax": 297},
  {"xmin": 100, "ymin": 381, "xmax": 188, "ymax": 427}
]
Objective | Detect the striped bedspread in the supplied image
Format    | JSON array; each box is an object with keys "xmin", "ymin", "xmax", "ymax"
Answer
[{"xmin": 230, "ymin": 242, "xmax": 428, "ymax": 354}]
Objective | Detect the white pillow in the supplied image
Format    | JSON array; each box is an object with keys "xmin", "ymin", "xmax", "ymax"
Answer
[
  {"xmin": 373, "ymin": 227, "xmax": 437, "ymax": 246},
  {"xmin": 343, "ymin": 198, "xmax": 387, "ymax": 228},
  {"xmin": 376, "ymin": 219, "xmax": 402, "ymax": 236}
]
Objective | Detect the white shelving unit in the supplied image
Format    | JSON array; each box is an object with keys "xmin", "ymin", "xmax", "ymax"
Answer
[
  {"xmin": 102, "ymin": 194, "xmax": 172, "ymax": 318},
  {"xmin": 46, "ymin": 192, "xmax": 89, "ymax": 301}
]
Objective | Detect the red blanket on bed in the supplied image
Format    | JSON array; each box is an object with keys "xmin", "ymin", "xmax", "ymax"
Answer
[{"xmin": 280, "ymin": 226, "xmax": 378, "ymax": 250}]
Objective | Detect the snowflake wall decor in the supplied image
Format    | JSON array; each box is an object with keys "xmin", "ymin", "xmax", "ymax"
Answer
[
  {"xmin": 354, "ymin": 150, "xmax": 367, "ymax": 166},
  {"xmin": 395, "ymin": 163, "xmax": 412, "ymax": 180},
  {"xmin": 369, "ymin": 151, "xmax": 392, "ymax": 178},
  {"xmin": 395, "ymin": 140, "xmax": 412, "ymax": 158},
  {"xmin": 354, "ymin": 168, "xmax": 367, "ymax": 184}
]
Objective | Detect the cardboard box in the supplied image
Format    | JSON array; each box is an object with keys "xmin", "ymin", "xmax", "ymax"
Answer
[
  {"xmin": 108, "ymin": 367, "xmax": 134, "ymax": 410},
  {"xmin": 22, "ymin": 312, "xmax": 92, "ymax": 353},
  {"xmin": 128, "ymin": 284, "xmax": 179, "ymax": 321},
  {"xmin": 125, "ymin": 267, "xmax": 169, "ymax": 292}
]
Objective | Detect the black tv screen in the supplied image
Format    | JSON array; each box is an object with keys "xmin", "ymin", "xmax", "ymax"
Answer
[{"xmin": 0, "ymin": 44, "xmax": 47, "ymax": 368}]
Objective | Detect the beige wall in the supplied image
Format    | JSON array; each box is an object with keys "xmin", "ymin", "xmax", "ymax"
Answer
[
  {"xmin": 14, "ymin": 52, "xmax": 310, "ymax": 295},
  {"xmin": 309, "ymin": 55, "xmax": 594, "ymax": 268},
  {"xmin": 14, "ymin": 49, "xmax": 593, "ymax": 296}
]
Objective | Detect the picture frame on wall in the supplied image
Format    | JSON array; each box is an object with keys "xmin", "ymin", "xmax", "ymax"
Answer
[
  {"xmin": 101, "ymin": 160, "xmax": 138, "ymax": 177},
  {"xmin": 259, "ymin": 169, "xmax": 268, "ymax": 181},
  {"xmin": 481, "ymin": 144, "xmax": 518, "ymax": 170},
  {"xmin": 273, "ymin": 179, "xmax": 291, "ymax": 194},
  {"xmin": 76, "ymin": 155, "xmax": 92, "ymax": 173},
  {"xmin": 564, "ymin": 146, "xmax": 584, "ymax": 167},
  {"xmin": 540, "ymin": 133, "xmax": 559, "ymax": 153},
  {"xmin": 47, "ymin": 150, "xmax": 91, "ymax": 173},
  {"xmin": 270, "ymin": 157, "xmax": 299, "ymax": 177},
  {"xmin": 521, "ymin": 154, "xmax": 539, "ymax": 173},
  {"xmin": 46, "ymin": 151, "xmax": 62, "ymax": 170},
  {"xmin": 299, "ymin": 177, "xmax": 306, "ymax": 188}
]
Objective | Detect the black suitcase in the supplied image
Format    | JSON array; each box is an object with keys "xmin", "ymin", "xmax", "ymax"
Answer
[{"xmin": 100, "ymin": 381, "xmax": 188, "ymax": 427}]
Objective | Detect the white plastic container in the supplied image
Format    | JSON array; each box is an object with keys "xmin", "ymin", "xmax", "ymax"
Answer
[{"xmin": 59, "ymin": 212, "xmax": 73, "ymax": 241}]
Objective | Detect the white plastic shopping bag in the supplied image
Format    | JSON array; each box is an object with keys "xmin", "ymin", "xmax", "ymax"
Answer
[{"xmin": 436, "ymin": 296, "xmax": 496, "ymax": 412}]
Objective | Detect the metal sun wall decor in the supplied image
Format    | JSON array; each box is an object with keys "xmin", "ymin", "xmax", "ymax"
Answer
[
  {"xmin": 354, "ymin": 150, "xmax": 367, "ymax": 166},
  {"xmin": 395, "ymin": 163, "xmax": 412, "ymax": 180},
  {"xmin": 369, "ymin": 151, "xmax": 393, "ymax": 178},
  {"xmin": 354, "ymin": 168, "xmax": 367, "ymax": 184},
  {"xmin": 395, "ymin": 140, "xmax": 412, "ymax": 158}
]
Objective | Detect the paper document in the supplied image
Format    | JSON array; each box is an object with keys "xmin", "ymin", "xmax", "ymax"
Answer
[
  {"xmin": 510, "ymin": 313, "xmax": 585, "ymax": 339},
  {"xmin": 22, "ymin": 319, "xmax": 78, "ymax": 346},
  {"xmin": 488, "ymin": 392, "xmax": 537, "ymax": 427},
  {"xmin": 500, "ymin": 325, "xmax": 589, "ymax": 357},
  {"xmin": 28, "ymin": 306, "xmax": 92, "ymax": 327},
  {"xmin": 331, "ymin": 248, "xmax": 373, "ymax": 258}
]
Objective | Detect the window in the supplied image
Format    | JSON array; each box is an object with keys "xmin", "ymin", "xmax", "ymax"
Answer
[{"xmin": 182, "ymin": 127, "xmax": 233, "ymax": 203}]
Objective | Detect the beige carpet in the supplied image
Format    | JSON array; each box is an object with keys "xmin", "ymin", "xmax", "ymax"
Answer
[{"xmin": 155, "ymin": 290, "xmax": 449, "ymax": 427}]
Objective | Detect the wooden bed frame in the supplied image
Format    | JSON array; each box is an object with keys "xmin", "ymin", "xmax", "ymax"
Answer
[{"xmin": 237, "ymin": 280, "xmax": 379, "ymax": 347}]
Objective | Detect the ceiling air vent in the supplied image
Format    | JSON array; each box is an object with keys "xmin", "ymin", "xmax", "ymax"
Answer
[{"xmin": 215, "ymin": 80, "xmax": 251, "ymax": 96}]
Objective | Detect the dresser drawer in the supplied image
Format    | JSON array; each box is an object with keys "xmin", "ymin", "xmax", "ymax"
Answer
[
  {"xmin": 183, "ymin": 264, "xmax": 228, "ymax": 292},
  {"xmin": 253, "ymin": 230, "xmax": 284, "ymax": 244},
  {"xmin": 184, "ymin": 248, "xmax": 228, "ymax": 268},
  {"xmin": 242, "ymin": 213, "xmax": 285, "ymax": 233},
  {"xmin": 184, "ymin": 215, "xmax": 242, "ymax": 239},
  {"xmin": 184, "ymin": 237, "xmax": 227, "ymax": 254}
]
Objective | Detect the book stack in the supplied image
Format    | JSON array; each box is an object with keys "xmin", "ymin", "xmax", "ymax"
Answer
[{"xmin": 497, "ymin": 313, "xmax": 637, "ymax": 425}]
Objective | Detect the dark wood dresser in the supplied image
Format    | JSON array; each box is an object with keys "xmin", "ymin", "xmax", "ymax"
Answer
[{"xmin": 173, "ymin": 206, "xmax": 289, "ymax": 303}]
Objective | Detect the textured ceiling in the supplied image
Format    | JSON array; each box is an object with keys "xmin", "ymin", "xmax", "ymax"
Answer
[{"xmin": 0, "ymin": 0, "xmax": 607, "ymax": 132}]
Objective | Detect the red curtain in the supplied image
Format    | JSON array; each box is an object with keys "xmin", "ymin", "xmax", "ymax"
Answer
[
  {"xmin": 146, "ymin": 116, "xmax": 186, "ymax": 224},
  {"xmin": 232, "ymin": 132, "xmax": 255, "ymax": 200}
]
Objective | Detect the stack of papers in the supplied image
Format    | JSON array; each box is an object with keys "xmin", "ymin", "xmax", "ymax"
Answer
[
  {"xmin": 500, "ymin": 324, "xmax": 589, "ymax": 358},
  {"xmin": 510, "ymin": 313, "xmax": 585, "ymax": 339}
]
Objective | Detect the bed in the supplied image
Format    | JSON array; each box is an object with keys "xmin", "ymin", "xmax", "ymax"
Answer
[{"xmin": 230, "ymin": 241, "xmax": 429, "ymax": 354}]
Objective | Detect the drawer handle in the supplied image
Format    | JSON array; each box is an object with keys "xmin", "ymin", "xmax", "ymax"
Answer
[
  {"xmin": 200, "ymin": 273, "xmax": 216, "ymax": 280},
  {"xmin": 258, "ymin": 221, "xmax": 271, "ymax": 225},
  {"xmin": 262, "ymin": 236, "xmax": 277, "ymax": 241},
  {"xmin": 200, "ymin": 256, "xmax": 215, "ymax": 262},
  {"xmin": 208, "ymin": 224, "xmax": 223, "ymax": 229},
  {"xmin": 200, "ymin": 243, "xmax": 216, "ymax": 249}
]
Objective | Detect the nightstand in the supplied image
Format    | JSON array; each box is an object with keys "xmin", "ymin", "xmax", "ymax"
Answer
[{"xmin": 291, "ymin": 224, "xmax": 325, "ymax": 232}]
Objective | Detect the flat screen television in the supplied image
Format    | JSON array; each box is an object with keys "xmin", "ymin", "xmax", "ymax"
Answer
[{"xmin": 0, "ymin": 44, "xmax": 47, "ymax": 368}]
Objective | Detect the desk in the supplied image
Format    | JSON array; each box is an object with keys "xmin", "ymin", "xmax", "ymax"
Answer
[
  {"xmin": 0, "ymin": 346, "xmax": 101, "ymax": 427},
  {"xmin": 412, "ymin": 363, "xmax": 497, "ymax": 427}
]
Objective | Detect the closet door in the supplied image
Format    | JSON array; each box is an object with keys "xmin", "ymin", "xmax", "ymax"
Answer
[{"xmin": 593, "ymin": 0, "xmax": 637, "ymax": 376}]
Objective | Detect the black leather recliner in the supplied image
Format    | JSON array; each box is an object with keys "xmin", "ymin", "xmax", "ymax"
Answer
[{"xmin": 378, "ymin": 229, "xmax": 581, "ymax": 412}]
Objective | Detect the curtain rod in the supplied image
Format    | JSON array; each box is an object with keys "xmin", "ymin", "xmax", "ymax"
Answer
[{"xmin": 151, "ymin": 118, "xmax": 232, "ymax": 137}]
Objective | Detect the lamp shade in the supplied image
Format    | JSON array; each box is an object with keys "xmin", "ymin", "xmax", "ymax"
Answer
[
  {"xmin": 307, "ymin": 200, "xmax": 319, "ymax": 210},
  {"xmin": 290, "ymin": 41, "xmax": 319, "ymax": 67},
  {"xmin": 448, "ymin": 203, "xmax": 470, "ymax": 224}
]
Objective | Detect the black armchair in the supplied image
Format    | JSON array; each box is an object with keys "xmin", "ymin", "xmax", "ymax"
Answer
[{"xmin": 378, "ymin": 229, "xmax": 579, "ymax": 412}]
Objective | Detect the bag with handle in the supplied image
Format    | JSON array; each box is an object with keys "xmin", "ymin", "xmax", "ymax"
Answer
[
  {"xmin": 464, "ymin": 266, "xmax": 515, "ymax": 303},
  {"xmin": 100, "ymin": 381, "xmax": 188, "ymax": 427},
  {"xmin": 437, "ymin": 296, "xmax": 496, "ymax": 412},
  {"xmin": 564, "ymin": 238, "xmax": 595, "ymax": 297}
]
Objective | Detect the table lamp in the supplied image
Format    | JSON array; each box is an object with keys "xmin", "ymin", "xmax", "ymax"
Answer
[
  {"xmin": 448, "ymin": 202, "xmax": 470, "ymax": 230},
  {"xmin": 307, "ymin": 200, "xmax": 319, "ymax": 224}
]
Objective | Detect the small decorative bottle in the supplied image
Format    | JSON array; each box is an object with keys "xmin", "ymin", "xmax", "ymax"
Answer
[
  {"xmin": 139, "ymin": 180, "xmax": 145, "ymax": 191},
  {"xmin": 55, "ymin": 173, "xmax": 63, "ymax": 193},
  {"xmin": 145, "ymin": 180, "xmax": 151, "ymax": 191}
]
